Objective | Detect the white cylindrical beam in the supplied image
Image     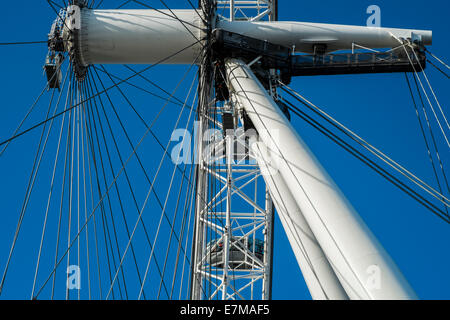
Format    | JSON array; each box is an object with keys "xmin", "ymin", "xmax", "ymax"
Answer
[
  {"xmin": 66, "ymin": 7, "xmax": 432, "ymax": 66},
  {"xmin": 218, "ymin": 20, "xmax": 432, "ymax": 53},
  {"xmin": 226, "ymin": 58, "xmax": 417, "ymax": 300},
  {"xmin": 252, "ymin": 139, "xmax": 349, "ymax": 300},
  {"xmin": 73, "ymin": 9, "xmax": 203, "ymax": 65}
]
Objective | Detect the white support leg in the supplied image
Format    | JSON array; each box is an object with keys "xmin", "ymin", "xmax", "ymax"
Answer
[
  {"xmin": 252, "ymin": 139, "xmax": 349, "ymax": 300},
  {"xmin": 226, "ymin": 58, "xmax": 417, "ymax": 300}
]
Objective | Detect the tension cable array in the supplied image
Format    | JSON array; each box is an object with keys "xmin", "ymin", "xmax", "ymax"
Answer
[
  {"xmin": 279, "ymin": 83, "xmax": 450, "ymax": 225},
  {"xmin": 425, "ymin": 48, "xmax": 450, "ymax": 71}
]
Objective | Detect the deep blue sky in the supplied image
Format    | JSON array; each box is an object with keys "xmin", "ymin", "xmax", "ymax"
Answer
[{"xmin": 0, "ymin": 1, "xmax": 449, "ymax": 300}]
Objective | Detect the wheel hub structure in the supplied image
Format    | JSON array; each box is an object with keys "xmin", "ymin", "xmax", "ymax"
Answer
[{"xmin": 1, "ymin": 0, "xmax": 445, "ymax": 301}]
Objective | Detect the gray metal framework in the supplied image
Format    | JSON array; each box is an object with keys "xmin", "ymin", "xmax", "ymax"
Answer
[
  {"xmin": 190, "ymin": 0, "xmax": 277, "ymax": 300},
  {"xmin": 217, "ymin": 0, "xmax": 277, "ymax": 21}
]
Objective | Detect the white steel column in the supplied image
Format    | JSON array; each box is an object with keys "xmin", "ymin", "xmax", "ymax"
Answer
[
  {"xmin": 251, "ymin": 139, "xmax": 349, "ymax": 300},
  {"xmin": 226, "ymin": 58, "xmax": 417, "ymax": 300}
]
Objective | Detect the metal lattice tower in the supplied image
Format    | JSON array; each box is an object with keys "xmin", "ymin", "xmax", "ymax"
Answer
[{"xmin": 190, "ymin": 0, "xmax": 277, "ymax": 300}]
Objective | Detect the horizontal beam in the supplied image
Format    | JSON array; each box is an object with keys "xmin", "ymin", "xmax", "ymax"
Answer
[
  {"xmin": 218, "ymin": 20, "xmax": 432, "ymax": 53},
  {"xmin": 61, "ymin": 7, "xmax": 432, "ymax": 65}
]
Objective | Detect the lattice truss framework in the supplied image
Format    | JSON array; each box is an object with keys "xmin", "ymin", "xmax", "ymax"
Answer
[{"xmin": 190, "ymin": 0, "xmax": 277, "ymax": 300}]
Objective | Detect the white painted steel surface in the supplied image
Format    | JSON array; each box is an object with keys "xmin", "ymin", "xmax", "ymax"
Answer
[
  {"xmin": 75, "ymin": 9, "xmax": 203, "ymax": 65},
  {"xmin": 226, "ymin": 58, "xmax": 417, "ymax": 300},
  {"xmin": 252, "ymin": 140, "xmax": 349, "ymax": 300},
  {"xmin": 71, "ymin": 8, "xmax": 432, "ymax": 65},
  {"xmin": 218, "ymin": 20, "xmax": 432, "ymax": 53}
]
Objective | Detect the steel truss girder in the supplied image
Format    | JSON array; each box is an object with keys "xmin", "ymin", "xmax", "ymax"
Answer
[
  {"xmin": 191, "ymin": 112, "xmax": 274, "ymax": 300},
  {"xmin": 216, "ymin": 0, "xmax": 276, "ymax": 22},
  {"xmin": 190, "ymin": 1, "xmax": 276, "ymax": 300}
]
